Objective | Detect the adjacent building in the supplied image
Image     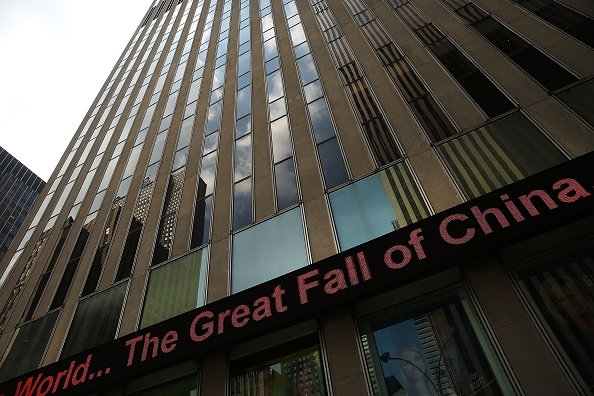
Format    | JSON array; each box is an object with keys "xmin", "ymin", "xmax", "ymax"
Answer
[
  {"xmin": 0, "ymin": 147, "xmax": 45, "ymax": 263},
  {"xmin": 0, "ymin": 0, "xmax": 593, "ymax": 395}
]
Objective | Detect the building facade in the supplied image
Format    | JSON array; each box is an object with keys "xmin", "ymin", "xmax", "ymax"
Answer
[
  {"xmin": 0, "ymin": 147, "xmax": 45, "ymax": 263},
  {"xmin": 0, "ymin": 0, "xmax": 593, "ymax": 394}
]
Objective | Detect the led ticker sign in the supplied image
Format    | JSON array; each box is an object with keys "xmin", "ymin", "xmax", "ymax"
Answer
[{"xmin": 2, "ymin": 152, "xmax": 594, "ymax": 396}]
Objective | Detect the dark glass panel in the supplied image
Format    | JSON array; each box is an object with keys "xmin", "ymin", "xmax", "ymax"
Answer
[
  {"xmin": 318, "ymin": 138, "xmax": 349, "ymax": 189},
  {"xmin": 275, "ymin": 158, "xmax": 299, "ymax": 210},
  {"xmin": 236, "ymin": 86, "xmax": 252, "ymax": 119},
  {"xmin": 308, "ymin": 98, "xmax": 336, "ymax": 144},
  {"xmin": 457, "ymin": 72, "xmax": 515, "ymax": 118},
  {"xmin": 0, "ymin": 312, "xmax": 59, "ymax": 382},
  {"xmin": 270, "ymin": 117, "xmax": 293, "ymax": 162},
  {"xmin": 115, "ymin": 222, "xmax": 142, "ymax": 282},
  {"xmin": 60, "ymin": 282, "xmax": 127, "ymax": 358},
  {"xmin": 190, "ymin": 195, "xmax": 212, "ymax": 248},
  {"xmin": 233, "ymin": 178, "xmax": 253, "ymax": 230}
]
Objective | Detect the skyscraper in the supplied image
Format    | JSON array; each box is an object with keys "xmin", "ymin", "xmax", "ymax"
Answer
[
  {"xmin": 0, "ymin": 0, "xmax": 593, "ymax": 394},
  {"xmin": 0, "ymin": 147, "xmax": 45, "ymax": 263}
]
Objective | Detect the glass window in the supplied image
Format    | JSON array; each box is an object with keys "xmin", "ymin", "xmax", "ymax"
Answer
[
  {"xmin": 60, "ymin": 282, "xmax": 127, "ymax": 358},
  {"xmin": 238, "ymin": 52, "xmax": 251, "ymax": 75},
  {"xmin": 556, "ymin": 78, "xmax": 594, "ymax": 128},
  {"xmin": 178, "ymin": 116, "xmax": 195, "ymax": 149},
  {"xmin": 232, "ymin": 207, "xmax": 308, "ymax": 293},
  {"xmin": 329, "ymin": 162, "xmax": 429, "ymax": 251},
  {"xmin": 308, "ymin": 98, "xmax": 335, "ymax": 144},
  {"xmin": 436, "ymin": 112, "xmax": 566, "ymax": 199},
  {"xmin": 318, "ymin": 138, "xmax": 349, "ymax": 189},
  {"xmin": 0, "ymin": 311, "xmax": 59, "ymax": 383},
  {"xmin": 267, "ymin": 71, "xmax": 285, "ymax": 102},
  {"xmin": 297, "ymin": 54, "xmax": 318, "ymax": 85},
  {"xmin": 235, "ymin": 135, "xmax": 252, "ymax": 181},
  {"xmin": 233, "ymin": 178, "xmax": 252, "ymax": 230},
  {"xmin": 513, "ymin": 240, "xmax": 594, "ymax": 392},
  {"xmin": 303, "ymin": 80, "xmax": 324, "ymax": 104},
  {"xmin": 271, "ymin": 117, "xmax": 293, "ymax": 162},
  {"xmin": 205, "ymin": 101, "xmax": 223, "ymax": 135},
  {"xmin": 237, "ymin": 86, "xmax": 252, "ymax": 119},
  {"xmin": 359, "ymin": 289, "xmax": 512, "ymax": 396},
  {"xmin": 275, "ymin": 159, "xmax": 299, "ymax": 210},
  {"xmin": 140, "ymin": 248, "xmax": 208, "ymax": 328},
  {"xmin": 234, "ymin": 114, "xmax": 252, "ymax": 139},
  {"xmin": 230, "ymin": 345, "xmax": 327, "ymax": 395},
  {"xmin": 200, "ymin": 151, "xmax": 218, "ymax": 196}
]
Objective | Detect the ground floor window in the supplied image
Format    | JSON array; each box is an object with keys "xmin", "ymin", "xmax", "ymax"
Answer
[
  {"xmin": 513, "ymin": 243, "xmax": 594, "ymax": 394},
  {"xmin": 359, "ymin": 289, "xmax": 513, "ymax": 396},
  {"xmin": 230, "ymin": 340, "xmax": 326, "ymax": 396}
]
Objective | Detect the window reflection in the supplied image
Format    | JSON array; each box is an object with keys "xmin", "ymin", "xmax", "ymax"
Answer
[
  {"xmin": 234, "ymin": 135, "xmax": 252, "ymax": 181},
  {"xmin": 329, "ymin": 162, "xmax": 429, "ymax": 250},
  {"xmin": 271, "ymin": 117, "xmax": 293, "ymax": 162},
  {"xmin": 200, "ymin": 151, "xmax": 218, "ymax": 196},
  {"xmin": 231, "ymin": 207, "xmax": 307, "ymax": 293},
  {"xmin": 233, "ymin": 178, "xmax": 252, "ymax": 230},
  {"xmin": 308, "ymin": 98, "xmax": 335, "ymax": 144},
  {"xmin": 230, "ymin": 345, "xmax": 327, "ymax": 396},
  {"xmin": 141, "ymin": 248, "xmax": 209, "ymax": 328},
  {"xmin": 267, "ymin": 71, "xmax": 285, "ymax": 102},
  {"xmin": 297, "ymin": 54, "xmax": 318, "ymax": 84},
  {"xmin": 275, "ymin": 159, "xmax": 299, "ymax": 210},
  {"xmin": 360, "ymin": 294, "xmax": 507, "ymax": 396},
  {"xmin": 516, "ymin": 245, "xmax": 594, "ymax": 391}
]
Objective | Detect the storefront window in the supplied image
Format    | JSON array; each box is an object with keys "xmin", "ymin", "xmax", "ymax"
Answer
[
  {"xmin": 230, "ymin": 345, "xmax": 326, "ymax": 395},
  {"xmin": 359, "ymin": 291, "xmax": 512, "ymax": 396},
  {"xmin": 329, "ymin": 162, "xmax": 429, "ymax": 251},
  {"xmin": 140, "ymin": 248, "xmax": 209, "ymax": 328},
  {"xmin": 514, "ymin": 245, "xmax": 594, "ymax": 393}
]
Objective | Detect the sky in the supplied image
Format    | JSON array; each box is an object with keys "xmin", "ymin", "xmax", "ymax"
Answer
[{"xmin": 0, "ymin": 0, "xmax": 153, "ymax": 181}]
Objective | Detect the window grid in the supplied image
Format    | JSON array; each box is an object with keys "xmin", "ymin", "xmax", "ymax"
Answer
[
  {"xmin": 309, "ymin": 0, "xmax": 401, "ymax": 166},
  {"xmin": 281, "ymin": 0, "xmax": 350, "ymax": 190}
]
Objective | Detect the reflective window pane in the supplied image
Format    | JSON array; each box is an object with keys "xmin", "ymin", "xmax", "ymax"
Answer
[
  {"xmin": 140, "ymin": 248, "xmax": 209, "ymax": 328},
  {"xmin": 304, "ymin": 80, "xmax": 324, "ymax": 103},
  {"xmin": 232, "ymin": 207, "xmax": 307, "ymax": 293},
  {"xmin": 269, "ymin": 97, "xmax": 286, "ymax": 121},
  {"xmin": 514, "ymin": 244, "xmax": 594, "ymax": 390},
  {"xmin": 0, "ymin": 312, "xmax": 59, "ymax": 382},
  {"xmin": 437, "ymin": 112, "xmax": 566, "ymax": 199},
  {"xmin": 236, "ymin": 86, "xmax": 251, "ymax": 119},
  {"xmin": 200, "ymin": 151, "xmax": 218, "ymax": 196},
  {"xmin": 236, "ymin": 115, "xmax": 252, "ymax": 139},
  {"xmin": 329, "ymin": 162, "xmax": 429, "ymax": 250},
  {"xmin": 230, "ymin": 345, "xmax": 327, "ymax": 395},
  {"xmin": 359, "ymin": 290, "xmax": 511, "ymax": 396},
  {"xmin": 267, "ymin": 70, "xmax": 284, "ymax": 102},
  {"xmin": 308, "ymin": 98, "xmax": 336, "ymax": 144},
  {"xmin": 275, "ymin": 159, "xmax": 299, "ymax": 210},
  {"xmin": 318, "ymin": 138, "xmax": 348, "ymax": 189},
  {"xmin": 61, "ymin": 282, "xmax": 127, "ymax": 358},
  {"xmin": 233, "ymin": 178, "xmax": 252, "ymax": 230}
]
